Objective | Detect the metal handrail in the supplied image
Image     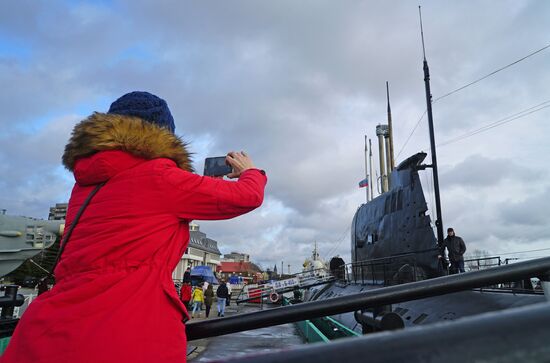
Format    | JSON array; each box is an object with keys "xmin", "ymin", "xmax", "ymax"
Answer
[
  {"xmin": 220, "ymin": 301, "xmax": 550, "ymax": 363},
  {"xmin": 349, "ymin": 248, "xmax": 438, "ymax": 265},
  {"xmin": 346, "ymin": 250, "xmax": 429, "ymax": 285},
  {"xmin": 463, "ymin": 256, "xmax": 502, "ymax": 263},
  {"xmin": 186, "ymin": 256, "xmax": 550, "ymax": 341}
]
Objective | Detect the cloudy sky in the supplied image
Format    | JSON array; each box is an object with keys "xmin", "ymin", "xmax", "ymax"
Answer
[{"xmin": 1, "ymin": 1, "xmax": 549, "ymax": 273}]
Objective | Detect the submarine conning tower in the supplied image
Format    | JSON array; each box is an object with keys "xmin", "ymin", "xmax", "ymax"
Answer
[{"xmin": 351, "ymin": 152, "xmax": 441, "ymax": 284}]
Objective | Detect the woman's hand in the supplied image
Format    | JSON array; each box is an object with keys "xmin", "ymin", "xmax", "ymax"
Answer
[{"xmin": 226, "ymin": 151, "xmax": 256, "ymax": 179}]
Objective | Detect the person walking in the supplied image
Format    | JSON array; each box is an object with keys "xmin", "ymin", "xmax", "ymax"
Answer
[
  {"xmin": 183, "ymin": 267, "xmax": 192, "ymax": 284},
  {"xmin": 180, "ymin": 282, "xmax": 192, "ymax": 311},
  {"xmin": 0, "ymin": 91, "xmax": 267, "ymax": 363},
  {"xmin": 36, "ymin": 278, "xmax": 49, "ymax": 296},
  {"xmin": 226, "ymin": 281, "xmax": 232, "ymax": 307},
  {"xmin": 191, "ymin": 286, "xmax": 204, "ymax": 318},
  {"xmin": 204, "ymin": 284, "xmax": 214, "ymax": 318},
  {"xmin": 442, "ymin": 227, "xmax": 467, "ymax": 274},
  {"xmin": 216, "ymin": 281, "xmax": 230, "ymax": 317}
]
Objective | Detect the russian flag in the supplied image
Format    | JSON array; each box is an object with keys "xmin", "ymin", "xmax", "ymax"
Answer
[{"xmin": 358, "ymin": 178, "xmax": 368, "ymax": 188}]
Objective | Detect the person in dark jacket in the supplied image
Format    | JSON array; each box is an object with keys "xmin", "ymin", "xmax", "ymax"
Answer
[
  {"xmin": 216, "ymin": 281, "xmax": 230, "ymax": 317},
  {"xmin": 441, "ymin": 227, "xmax": 467, "ymax": 274},
  {"xmin": 204, "ymin": 284, "xmax": 214, "ymax": 318},
  {"xmin": 183, "ymin": 267, "xmax": 191, "ymax": 283},
  {"xmin": 37, "ymin": 278, "xmax": 49, "ymax": 296}
]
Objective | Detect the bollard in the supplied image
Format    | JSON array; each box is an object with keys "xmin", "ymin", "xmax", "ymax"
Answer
[
  {"xmin": 0, "ymin": 285, "xmax": 24, "ymax": 319},
  {"xmin": 541, "ymin": 271, "xmax": 550, "ymax": 302}
]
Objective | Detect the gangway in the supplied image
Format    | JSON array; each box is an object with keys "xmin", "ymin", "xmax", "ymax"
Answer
[{"xmin": 236, "ymin": 269, "xmax": 335, "ymax": 304}]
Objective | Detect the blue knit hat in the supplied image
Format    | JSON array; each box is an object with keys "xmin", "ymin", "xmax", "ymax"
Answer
[{"xmin": 108, "ymin": 91, "xmax": 176, "ymax": 133}]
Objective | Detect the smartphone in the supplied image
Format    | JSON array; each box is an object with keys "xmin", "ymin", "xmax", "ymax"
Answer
[{"xmin": 204, "ymin": 156, "xmax": 232, "ymax": 177}]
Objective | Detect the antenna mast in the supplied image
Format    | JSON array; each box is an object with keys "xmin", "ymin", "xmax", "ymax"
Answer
[
  {"xmin": 364, "ymin": 135, "xmax": 370, "ymax": 202},
  {"xmin": 386, "ymin": 82, "xmax": 395, "ymax": 170},
  {"xmin": 419, "ymin": 6, "xmax": 444, "ymax": 247}
]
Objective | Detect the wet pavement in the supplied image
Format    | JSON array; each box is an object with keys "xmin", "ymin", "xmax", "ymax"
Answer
[{"xmin": 188, "ymin": 304, "xmax": 303, "ymax": 362}]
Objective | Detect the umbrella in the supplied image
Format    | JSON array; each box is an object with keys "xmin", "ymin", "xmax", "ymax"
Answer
[{"xmin": 190, "ymin": 265, "xmax": 219, "ymax": 284}]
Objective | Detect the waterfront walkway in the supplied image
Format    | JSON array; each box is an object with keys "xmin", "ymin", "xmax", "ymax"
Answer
[{"xmin": 188, "ymin": 304, "xmax": 303, "ymax": 361}]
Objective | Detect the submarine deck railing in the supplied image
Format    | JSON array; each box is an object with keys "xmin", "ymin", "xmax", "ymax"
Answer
[
  {"xmin": 342, "ymin": 251, "xmax": 428, "ymax": 286},
  {"xmin": 185, "ymin": 255, "xmax": 550, "ymax": 341},
  {"xmin": 464, "ymin": 255, "xmax": 502, "ymax": 270},
  {"xmin": 340, "ymin": 252, "xmax": 531, "ymax": 287}
]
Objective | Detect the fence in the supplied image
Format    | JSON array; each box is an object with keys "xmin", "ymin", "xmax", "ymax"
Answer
[{"xmin": 186, "ymin": 256, "xmax": 550, "ymax": 341}]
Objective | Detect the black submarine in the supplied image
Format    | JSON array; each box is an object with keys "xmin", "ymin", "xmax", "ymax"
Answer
[
  {"xmin": 178, "ymin": 11, "xmax": 550, "ymax": 362},
  {"xmin": 303, "ymin": 31, "xmax": 547, "ymax": 334},
  {"xmin": 223, "ymin": 37, "xmax": 549, "ymax": 342},
  {"xmin": 308, "ymin": 143, "xmax": 546, "ymax": 333}
]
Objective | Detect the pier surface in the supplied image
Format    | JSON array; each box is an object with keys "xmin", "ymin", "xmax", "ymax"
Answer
[{"xmin": 188, "ymin": 304, "xmax": 303, "ymax": 361}]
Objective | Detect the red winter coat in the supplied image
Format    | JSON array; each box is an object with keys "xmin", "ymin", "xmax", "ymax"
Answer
[
  {"xmin": 1, "ymin": 113, "xmax": 267, "ymax": 363},
  {"xmin": 180, "ymin": 284, "xmax": 192, "ymax": 303}
]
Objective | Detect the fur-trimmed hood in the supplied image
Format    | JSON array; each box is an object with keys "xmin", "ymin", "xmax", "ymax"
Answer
[{"xmin": 62, "ymin": 112, "xmax": 193, "ymax": 173}]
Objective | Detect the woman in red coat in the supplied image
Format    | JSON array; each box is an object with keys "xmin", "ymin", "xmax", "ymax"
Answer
[
  {"xmin": 1, "ymin": 91, "xmax": 267, "ymax": 363},
  {"xmin": 180, "ymin": 282, "xmax": 192, "ymax": 310}
]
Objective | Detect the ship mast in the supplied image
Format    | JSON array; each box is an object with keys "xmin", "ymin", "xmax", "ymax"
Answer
[
  {"xmin": 386, "ymin": 81, "xmax": 395, "ymax": 171},
  {"xmin": 313, "ymin": 241, "xmax": 319, "ymax": 261},
  {"xmin": 419, "ymin": 6, "xmax": 445, "ymax": 246},
  {"xmin": 364, "ymin": 135, "xmax": 369, "ymax": 202}
]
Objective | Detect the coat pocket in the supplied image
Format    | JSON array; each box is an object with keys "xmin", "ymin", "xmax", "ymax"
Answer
[{"xmin": 162, "ymin": 283, "xmax": 190, "ymax": 322}]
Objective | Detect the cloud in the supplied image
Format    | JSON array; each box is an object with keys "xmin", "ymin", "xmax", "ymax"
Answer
[
  {"xmin": 1, "ymin": 1, "xmax": 550, "ymax": 272},
  {"xmin": 439, "ymin": 154, "xmax": 541, "ymax": 188},
  {"xmin": 499, "ymin": 187, "xmax": 550, "ymax": 228},
  {"xmin": 0, "ymin": 115, "xmax": 76, "ymax": 217}
]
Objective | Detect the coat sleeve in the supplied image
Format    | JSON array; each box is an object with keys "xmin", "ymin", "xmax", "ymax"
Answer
[
  {"xmin": 459, "ymin": 237, "xmax": 467, "ymax": 255},
  {"xmin": 160, "ymin": 164, "xmax": 267, "ymax": 220}
]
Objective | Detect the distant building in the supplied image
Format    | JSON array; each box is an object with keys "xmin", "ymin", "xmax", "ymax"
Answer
[
  {"xmin": 172, "ymin": 223, "xmax": 222, "ymax": 281},
  {"xmin": 265, "ymin": 268, "xmax": 276, "ymax": 280},
  {"xmin": 48, "ymin": 203, "xmax": 68, "ymax": 220},
  {"xmin": 222, "ymin": 251, "xmax": 250, "ymax": 262},
  {"xmin": 217, "ymin": 261, "xmax": 263, "ymax": 283}
]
